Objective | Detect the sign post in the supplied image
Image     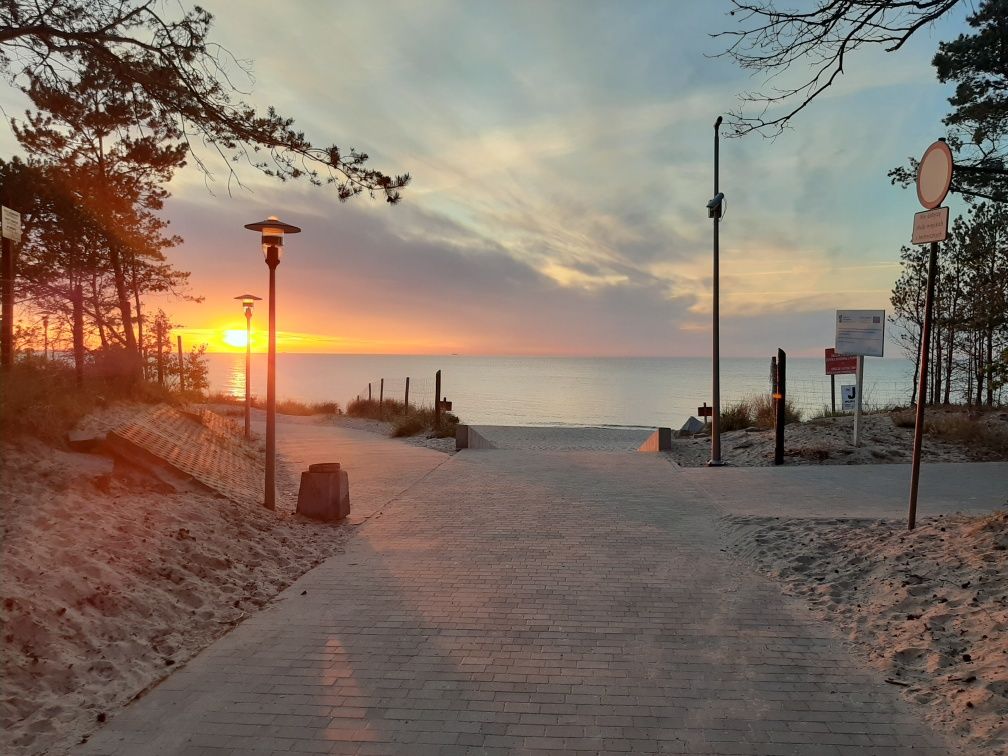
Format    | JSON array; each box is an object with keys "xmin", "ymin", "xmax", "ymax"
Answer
[
  {"xmin": 907, "ymin": 139, "xmax": 953, "ymax": 531},
  {"xmin": 835, "ymin": 310, "xmax": 884, "ymax": 445},
  {"xmin": 1, "ymin": 206, "xmax": 22, "ymax": 370}
]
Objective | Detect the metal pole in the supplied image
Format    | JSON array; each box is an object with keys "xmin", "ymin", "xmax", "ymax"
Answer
[
  {"xmin": 265, "ymin": 248, "xmax": 279, "ymax": 510},
  {"xmin": 176, "ymin": 335, "xmax": 185, "ymax": 393},
  {"xmin": 709, "ymin": 116, "xmax": 723, "ymax": 466},
  {"xmin": 774, "ymin": 348, "xmax": 786, "ymax": 465},
  {"xmin": 853, "ymin": 356, "xmax": 864, "ymax": 446},
  {"xmin": 908, "ymin": 241, "xmax": 938, "ymax": 530},
  {"xmin": 244, "ymin": 307, "xmax": 252, "ymax": 441},
  {"xmin": 43, "ymin": 316, "xmax": 49, "ymax": 361},
  {"xmin": 831, "ymin": 374, "xmax": 836, "ymax": 415},
  {"xmin": 73, "ymin": 285, "xmax": 84, "ymax": 388},
  {"xmin": 1, "ymin": 236, "xmax": 13, "ymax": 369}
]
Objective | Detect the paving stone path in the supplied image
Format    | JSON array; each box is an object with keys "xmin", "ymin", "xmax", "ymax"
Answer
[{"xmin": 82, "ymin": 430, "xmax": 961, "ymax": 755}]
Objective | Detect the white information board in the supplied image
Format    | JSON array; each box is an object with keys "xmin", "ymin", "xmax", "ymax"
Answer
[
  {"xmin": 841, "ymin": 385, "xmax": 856, "ymax": 411},
  {"xmin": 836, "ymin": 310, "xmax": 885, "ymax": 357},
  {"xmin": 1, "ymin": 206, "xmax": 21, "ymax": 242}
]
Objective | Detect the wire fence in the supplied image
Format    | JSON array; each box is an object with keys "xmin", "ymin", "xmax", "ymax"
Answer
[
  {"xmin": 720, "ymin": 378, "xmax": 913, "ymax": 420},
  {"xmin": 351, "ymin": 374, "xmax": 440, "ymax": 410}
]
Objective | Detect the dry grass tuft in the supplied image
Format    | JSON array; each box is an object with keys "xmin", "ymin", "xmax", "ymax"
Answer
[
  {"xmin": 719, "ymin": 394, "xmax": 802, "ymax": 432},
  {"xmin": 347, "ymin": 398, "xmax": 459, "ymax": 438}
]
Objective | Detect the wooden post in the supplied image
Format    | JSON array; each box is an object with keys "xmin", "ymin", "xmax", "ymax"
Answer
[
  {"xmin": 405, "ymin": 376, "xmax": 410, "ymax": 407},
  {"xmin": 368, "ymin": 382, "xmax": 372, "ymax": 401},
  {"xmin": 379, "ymin": 378, "xmax": 384, "ymax": 407},
  {"xmin": 853, "ymin": 356, "xmax": 865, "ymax": 446},
  {"xmin": 774, "ymin": 349, "xmax": 786, "ymax": 465},
  {"xmin": 156, "ymin": 318, "xmax": 165, "ymax": 386},
  {"xmin": 434, "ymin": 369, "xmax": 442, "ymax": 429},
  {"xmin": 1, "ymin": 236, "xmax": 13, "ymax": 369},
  {"xmin": 176, "ymin": 334, "xmax": 185, "ymax": 393}
]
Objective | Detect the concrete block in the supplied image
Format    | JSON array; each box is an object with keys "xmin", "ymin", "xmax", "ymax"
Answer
[
  {"xmin": 638, "ymin": 427, "xmax": 672, "ymax": 452},
  {"xmin": 297, "ymin": 464, "xmax": 350, "ymax": 521},
  {"xmin": 455, "ymin": 426, "xmax": 496, "ymax": 451}
]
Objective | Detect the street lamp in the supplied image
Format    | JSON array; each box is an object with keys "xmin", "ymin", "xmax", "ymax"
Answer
[
  {"xmin": 234, "ymin": 293, "xmax": 262, "ymax": 441},
  {"xmin": 707, "ymin": 116, "xmax": 726, "ymax": 467},
  {"xmin": 244, "ymin": 216, "xmax": 300, "ymax": 510}
]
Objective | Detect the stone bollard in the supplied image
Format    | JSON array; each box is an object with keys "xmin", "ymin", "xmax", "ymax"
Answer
[{"xmin": 296, "ymin": 462, "xmax": 350, "ymax": 521}]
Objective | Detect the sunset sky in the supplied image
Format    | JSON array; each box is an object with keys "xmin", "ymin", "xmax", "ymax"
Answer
[{"xmin": 2, "ymin": 1, "xmax": 974, "ymax": 357}]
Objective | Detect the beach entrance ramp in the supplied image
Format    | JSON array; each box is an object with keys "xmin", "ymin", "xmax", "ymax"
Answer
[
  {"xmin": 106, "ymin": 406, "xmax": 264, "ymax": 507},
  {"xmin": 457, "ymin": 424, "xmax": 656, "ymax": 451}
]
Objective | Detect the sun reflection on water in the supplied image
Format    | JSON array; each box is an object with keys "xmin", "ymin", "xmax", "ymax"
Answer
[{"xmin": 226, "ymin": 356, "xmax": 246, "ymax": 399}]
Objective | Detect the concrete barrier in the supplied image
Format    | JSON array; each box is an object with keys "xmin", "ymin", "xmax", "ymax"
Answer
[
  {"xmin": 455, "ymin": 424, "xmax": 496, "ymax": 451},
  {"xmin": 638, "ymin": 427, "xmax": 672, "ymax": 452}
]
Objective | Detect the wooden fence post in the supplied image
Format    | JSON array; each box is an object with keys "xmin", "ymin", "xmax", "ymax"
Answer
[
  {"xmin": 405, "ymin": 376, "xmax": 410, "ymax": 407},
  {"xmin": 177, "ymin": 335, "xmax": 185, "ymax": 393},
  {"xmin": 434, "ymin": 369, "xmax": 442, "ymax": 428}
]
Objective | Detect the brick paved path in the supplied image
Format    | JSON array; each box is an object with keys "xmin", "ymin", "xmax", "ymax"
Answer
[{"xmin": 82, "ymin": 443, "xmax": 955, "ymax": 755}]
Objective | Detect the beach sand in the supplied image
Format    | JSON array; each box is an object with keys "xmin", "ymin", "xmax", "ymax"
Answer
[
  {"xmin": 723, "ymin": 512, "xmax": 1008, "ymax": 754},
  {"xmin": 0, "ymin": 403, "xmax": 351, "ymax": 755}
]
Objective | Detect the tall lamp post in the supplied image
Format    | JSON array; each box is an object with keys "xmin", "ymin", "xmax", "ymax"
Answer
[
  {"xmin": 707, "ymin": 116, "xmax": 726, "ymax": 467},
  {"xmin": 244, "ymin": 216, "xmax": 301, "ymax": 510},
  {"xmin": 234, "ymin": 293, "xmax": 262, "ymax": 441}
]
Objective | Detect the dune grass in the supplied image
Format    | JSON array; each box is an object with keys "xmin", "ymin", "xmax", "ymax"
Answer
[
  {"xmin": 718, "ymin": 393, "xmax": 802, "ymax": 432},
  {"xmin": 0, "ymin": 360, "xmax": 177, "ymax": 443},
  {"xmin": 205, "ymin": 391, "xmax": 340, "ymax": 416},
  {"xmin": 346, "ymin": 397, "xmax": 459, "ymax": 439}
]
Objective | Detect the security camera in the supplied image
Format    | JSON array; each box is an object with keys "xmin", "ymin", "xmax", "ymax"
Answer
[{"xmin": 707, "ymin": 192, "xmax": 725, "ymax": 218}]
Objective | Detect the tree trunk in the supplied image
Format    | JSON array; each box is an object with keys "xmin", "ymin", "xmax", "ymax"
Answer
[
  {"xmin": 72, "ymin": 283, "xmax": 84, "ymax": 388},
  {"xmin": 107, "ymin": 239, "xmax": 140, "ymax": 372}
]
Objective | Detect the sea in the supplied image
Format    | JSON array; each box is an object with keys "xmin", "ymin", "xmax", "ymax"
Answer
[{"xmin": 205, "ymin": 354, "xmax": 917, "ymax": 429}]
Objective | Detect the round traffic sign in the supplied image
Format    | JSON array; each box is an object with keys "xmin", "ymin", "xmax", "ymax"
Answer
[{"xmin": 916, "ymin": 140, "xmax": 954, "ymax": 209}]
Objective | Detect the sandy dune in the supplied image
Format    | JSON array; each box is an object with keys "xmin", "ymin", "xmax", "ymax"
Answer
[
  {"xmin": 0, "ymin": 404, "xmax": 350, "ymax": 755},
  {"xmin": 672, "ymin": 408, "xmax": 1008, "ymax": 467},
  {"xmin": 724, "ymin": 512, "xmax": 1008, "ymax": 754}
]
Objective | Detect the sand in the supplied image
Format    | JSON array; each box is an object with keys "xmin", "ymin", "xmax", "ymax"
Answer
[
  {"xmin": 671, "ymin": 407, "xmax": 1008, "ymax": 467},
  {"xmin": 0, "ymin": 403, "xmax": 351, "ymax": 755},
  {"xmin": 723, "ymin": 512, "xmax": 1008, "ymax": 754}
]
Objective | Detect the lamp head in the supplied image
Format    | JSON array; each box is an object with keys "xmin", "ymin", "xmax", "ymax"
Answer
[
  {"xmin": 707, "ymin": 192, "xmax": 725, "ymax": 218},
  {"xmin": 244, "ymin": 215, "xmax": 301, "ymax": 260},
  {"xmin": 235, "ymin": 293, "xmax": 262, "ymax": 312}
]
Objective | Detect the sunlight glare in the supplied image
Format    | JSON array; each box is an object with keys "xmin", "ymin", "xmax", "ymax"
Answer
[{"xmin": 223, "ymin": 329, "xmax": 249, "ymax": 349}]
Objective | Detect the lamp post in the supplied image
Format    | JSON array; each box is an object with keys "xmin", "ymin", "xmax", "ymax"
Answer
[
  {"xmin": 707, "ymin": 116, "xmax": 726, "ymax": 467},
  {"xmin": 244, "ymin": 216, "xmax": 301, "ymax": 510},
  {"xmin": 234, "ymin": 293, "xmax": 262, "ymax": 441}
]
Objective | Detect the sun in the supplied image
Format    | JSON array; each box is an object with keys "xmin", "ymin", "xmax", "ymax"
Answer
[{"xmin": 222, "ymin": 329, "xmax": 249, "ymax": 349}]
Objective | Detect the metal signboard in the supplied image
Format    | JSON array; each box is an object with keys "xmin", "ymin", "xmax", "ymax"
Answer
[
  {"xmin": 912, "ymin": 207, "xmax": 949, "ymax": 245},
  {"xmin": 1, "ymin": 206, "xmax": 20, "ymax": 242},
  {"xmin": 824, "ymin": 347, "xmax": 857, "ymax": 376},
  {"xmin": 836, "ymin": 310, "xmax": 885, "ymax": 358},
  {"xmin": 916, "ymin": 140, "xmax": 954, "ymax": 209},
  {"xmin": 841, "ymin": 385, "xmax": 856, "ymax": 411}
]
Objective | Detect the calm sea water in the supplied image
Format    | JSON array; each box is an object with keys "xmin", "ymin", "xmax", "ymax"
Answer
[{"xmin": 205, "ymin": 354, "xmax": 917, "ymax": 428}]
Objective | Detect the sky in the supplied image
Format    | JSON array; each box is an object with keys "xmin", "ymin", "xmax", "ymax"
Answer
[{"xmin": 1, "ymin": 0, "xmax": 976, "ymax": 357}]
